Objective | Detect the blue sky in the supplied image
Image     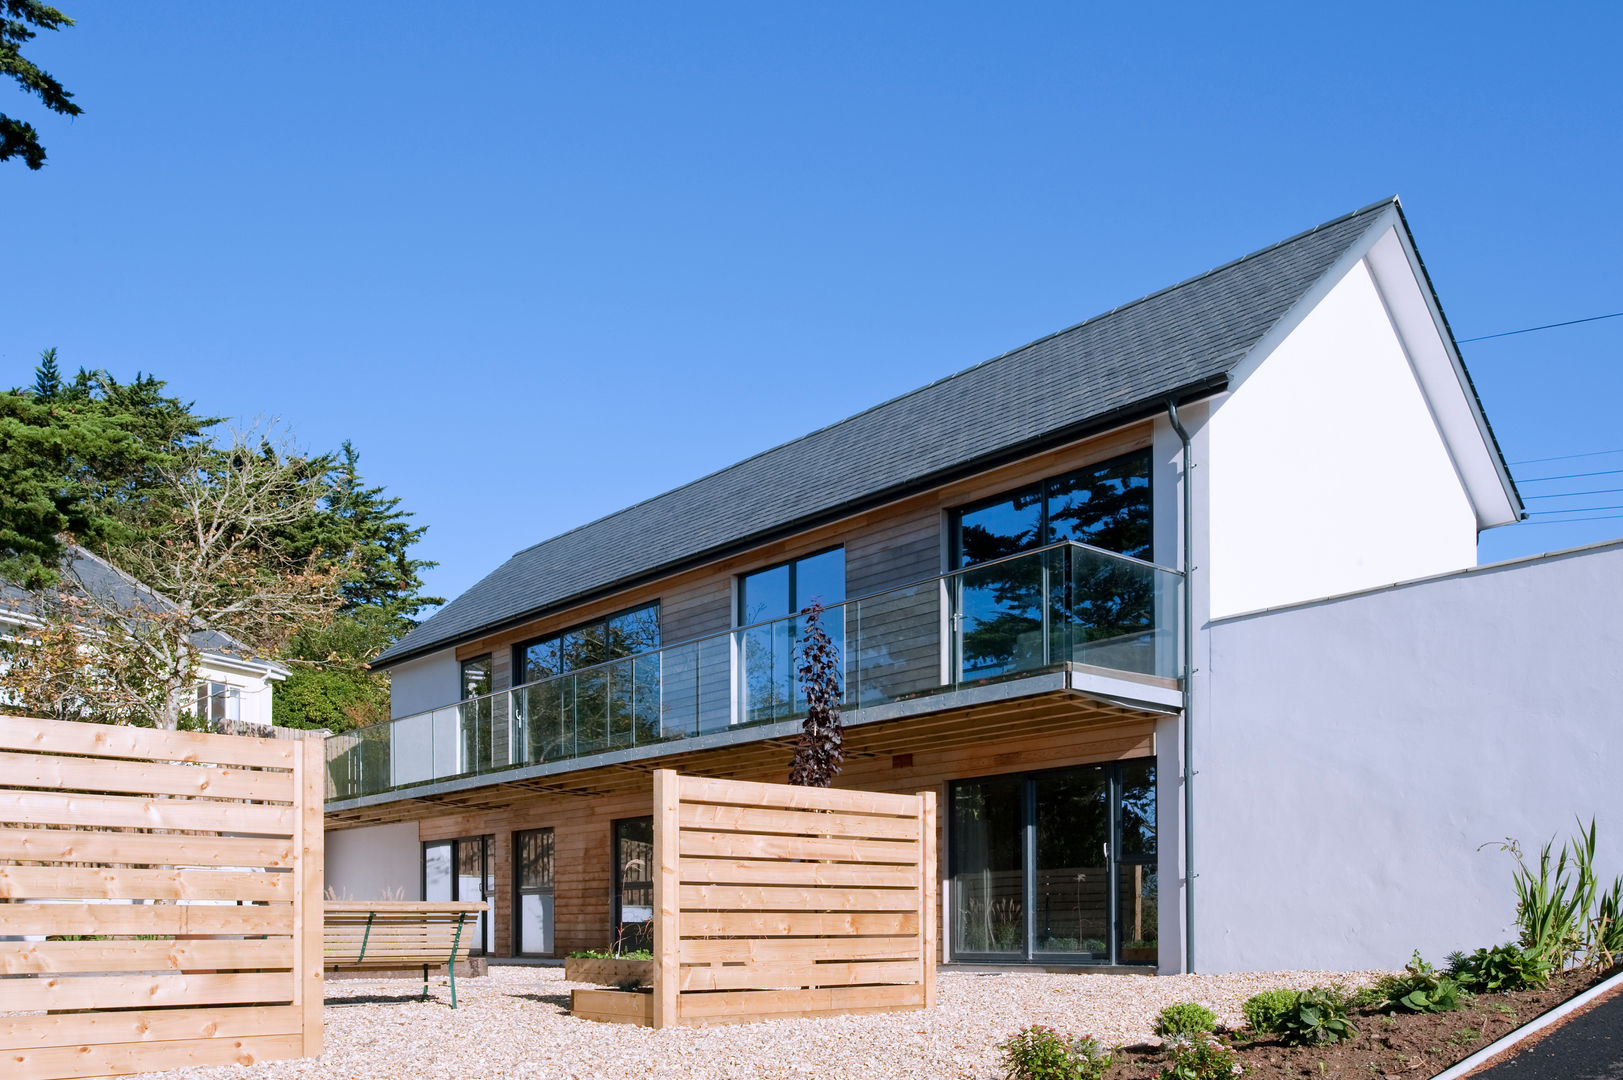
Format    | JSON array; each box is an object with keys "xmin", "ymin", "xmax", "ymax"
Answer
[{"xmin": 5, "ymin": 2, "xmax": 1620, "ymax": 604}]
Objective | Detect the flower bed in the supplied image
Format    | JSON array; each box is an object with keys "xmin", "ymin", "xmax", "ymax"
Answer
[{"xmin": 1107, "ymin": 965, "xmax": 1615, "ymax": 1079}]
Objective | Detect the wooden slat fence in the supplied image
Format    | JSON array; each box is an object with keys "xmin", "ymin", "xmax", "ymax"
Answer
[
  {"xmin": 620, "ymin": 770, "xmax": 935, "ymax": 1026},
  {"xmin": 0, "ymin": 715, "xmax": 324, "ymax": 1079}
]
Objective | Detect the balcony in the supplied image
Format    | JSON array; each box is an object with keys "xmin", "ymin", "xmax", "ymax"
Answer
[{"xmin": 326, "ymin": 541, "xmax": 1183, "ymax": 804}]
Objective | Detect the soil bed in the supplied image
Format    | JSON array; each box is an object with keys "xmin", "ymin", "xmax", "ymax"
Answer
[{"xmin": 1110, "ymin": 966, "xmax": 1616, "ymax": 1080}]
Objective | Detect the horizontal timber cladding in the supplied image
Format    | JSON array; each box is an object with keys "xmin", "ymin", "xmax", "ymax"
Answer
[
  {"xmin": 449, "ymin": 421, "xmax": 1155, "ymax": 688},
  {"xmin": 654, "ymin": 771, "xmax": 936, "ymax": 1027},
  {"xmin": 382, "ymin": 700, "xmax": 1156, "ymax": 961},
  {"xmin": 0, "ymin": 714, "xmax": 324, "ymax": 1080}
]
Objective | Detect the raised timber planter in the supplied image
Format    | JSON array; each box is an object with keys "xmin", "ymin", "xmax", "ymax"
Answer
[
  {"xmin": 565, "ymin": 957, "xmax": 653, "ymax": 988},
  {"xmin": 572, "ymin": 988, "xmax": 654, "ymax": 1026}
]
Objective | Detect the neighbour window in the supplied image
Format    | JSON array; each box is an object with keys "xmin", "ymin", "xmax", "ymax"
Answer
[
  {"xmin": 950, "ymin": 449, "xmax": 1152, "ymax": 567},
  {"xmin": 514, "ymin": 602, "xmax": 661, "ymax": 686},
  {"xmin": 193, "ymin": 681, "xmax": 241, "ymax": 728}
]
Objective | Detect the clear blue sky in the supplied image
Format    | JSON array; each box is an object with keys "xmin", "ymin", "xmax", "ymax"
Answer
[{"xmin": 6, "ymin": 2, "xmax": 1621, "ymax": 605}]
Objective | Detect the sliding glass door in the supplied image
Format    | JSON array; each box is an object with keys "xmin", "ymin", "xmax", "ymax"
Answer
[
  {"xmin": 422, "ymin": 835, "xmax": 494, "ymax": 955},
  {"xmin": 950, "ymin": 759, "xmax": 1157, "ymax": 966}
]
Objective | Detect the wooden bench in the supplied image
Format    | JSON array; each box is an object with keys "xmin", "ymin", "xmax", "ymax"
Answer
[{"xmin": 324, "ymin": 901, "xmax": 487, "ymax": 1008}]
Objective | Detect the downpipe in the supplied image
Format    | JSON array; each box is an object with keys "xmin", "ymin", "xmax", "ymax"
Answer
[{"xmin": 1166, "ymin": 398, "xmax": 1196, "ymax": 974}]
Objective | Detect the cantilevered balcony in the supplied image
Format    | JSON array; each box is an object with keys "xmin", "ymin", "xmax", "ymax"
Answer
[{"xmin": 325, "ymin": 541, "xmax": 1183, "ymax": 805}]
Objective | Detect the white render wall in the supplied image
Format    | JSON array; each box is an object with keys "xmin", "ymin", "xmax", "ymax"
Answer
[
  {"xmin": 325, "ymin": 821, "xmax": 422, "ymax": 901},
  {"xmin": 1205, "ymin": 258, "xmax": 1479, "ymax": 619},
  {"xmin": 388, "ymin": 649, "xmax": 461, "ymax": 719},
  {"xmin": 1195, "ymin": 541, "xmax": 1623, "ymax": 973}
]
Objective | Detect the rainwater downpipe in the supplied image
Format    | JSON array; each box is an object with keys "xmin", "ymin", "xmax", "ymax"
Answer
[{"xmin": 1165, "ymin": 397, "xmax": 1196, "ymax": 974}]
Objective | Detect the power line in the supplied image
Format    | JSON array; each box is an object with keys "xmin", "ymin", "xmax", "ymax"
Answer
[
  {"xmin": 1509, "ymin": 448, "xmax": 1623, "ymax": 466},
  {"xmin": 1524, "ymin": 487, "xmax": 1623, "ymax": 500},
  {"xmin": 1458, "ymin": 310, "xmax": 1623, "ymax": 343},
  {"xmin": 1517, "ymin": 468, "xmax": 1623, "ymax": 483}
]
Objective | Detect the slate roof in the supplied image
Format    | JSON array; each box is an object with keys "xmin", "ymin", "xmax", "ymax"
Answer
[
  {"xmin": 0, "ymin": 545, "xmax": 288, "ymax": 674},
  {"xmin": 376, "ymin": 197, "xmax": 1403, "ymax": 668}
]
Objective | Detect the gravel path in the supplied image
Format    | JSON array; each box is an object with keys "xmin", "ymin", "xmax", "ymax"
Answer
[{"xmin": 131, "ymin": 965, "xmax": 1386, "ymax": 1080}]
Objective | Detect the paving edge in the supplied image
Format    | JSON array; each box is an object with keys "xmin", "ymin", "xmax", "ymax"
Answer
[{"xmin": 1429, "ymin": 967, "xmax": 1623, "ymax": 1080}]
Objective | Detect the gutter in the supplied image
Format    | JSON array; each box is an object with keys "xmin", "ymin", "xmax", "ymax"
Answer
[{"xmin": 1165, "ymin": 397, "xmax": 1197, "ymax": 974}]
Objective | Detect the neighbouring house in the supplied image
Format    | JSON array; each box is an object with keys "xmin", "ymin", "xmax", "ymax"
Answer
[
  {"xmin": 0, "ymin": 544, "xmax": 289, "ymax": 732},
  {"xmin": 322, "ymin": 197, "xmax": 1623, "ymax": 974}
]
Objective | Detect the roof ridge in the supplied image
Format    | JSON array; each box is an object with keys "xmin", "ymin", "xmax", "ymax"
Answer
[{"xmin": 505, "ymin": 196, "xmax": 1399, "ymax": 562}]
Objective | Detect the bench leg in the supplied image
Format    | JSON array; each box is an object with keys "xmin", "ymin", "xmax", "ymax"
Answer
[
  {"xmin": 449, "ymin": 960, "xmax": 458, "ymax": 1009},
  {"xmin": 422, "ymin": 964, "xmax": 429, "ymax": 1001}
]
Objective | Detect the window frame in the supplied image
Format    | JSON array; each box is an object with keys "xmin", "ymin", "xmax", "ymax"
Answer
[
  {"xmin": 512, "ymin": 826, "xmax": 556, "ymax": 957},
  {"xmin": 735, "ymin": 545, "xmax": 846, "ymax": 627}
]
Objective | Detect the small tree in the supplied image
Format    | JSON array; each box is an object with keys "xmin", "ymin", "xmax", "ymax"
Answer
[{"xmin": 787, "ymin": 602, "xmax": 844, "ymax": 787}]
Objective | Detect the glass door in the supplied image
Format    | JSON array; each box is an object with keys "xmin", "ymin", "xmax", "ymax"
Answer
[
  {"xmin": 613, "ymin": 817, "xmax": 654, "ymax": 953},
  {"xmin": 950, "ymin": 760, "xmax": 1156, "ymax": 966},
  {"xmin": 515, "ymin": 828, "xmax": 555, "ymax": 956},
  {"xmin": 423, "ymin": 835, "xmax": 494, "ymax": 956}
]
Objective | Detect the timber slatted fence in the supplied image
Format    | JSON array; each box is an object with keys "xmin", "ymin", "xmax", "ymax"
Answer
[
  {"xmin": 0, "ymin": 714, "xmax": 324, "ymax": 1080},
  {"xmin": 575, "ymin": 769, "xmax": 937, "ymax": 1027}
]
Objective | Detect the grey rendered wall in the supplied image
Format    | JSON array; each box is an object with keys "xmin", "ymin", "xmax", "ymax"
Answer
[
  {"xmin": 1198, "ymin": 541, "xmax": 1623, "ymax": 973},
  {"xmin": 326, "ymin": 822, "xmax": 422, "ymax": 901}
]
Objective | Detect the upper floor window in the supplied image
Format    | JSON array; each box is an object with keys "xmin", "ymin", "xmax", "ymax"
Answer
[
  {"xmin": 514, "ymin": 602, "xmax": 661, "ymax": 686},
  {"xmin": 952, "ymin": 449, "xmax": 1152, "ymax": 568},
  {"xmin": 738, "ymin": 547, "xmax": 845, "ymax": 625},
  {"xmin": 460, "ymin": 655, "xmax": 492, "ymax": 700}
]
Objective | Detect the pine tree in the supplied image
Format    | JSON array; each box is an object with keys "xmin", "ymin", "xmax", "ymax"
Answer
[{"xmin": 31, "ymin": 347, "xmax": 62, "ymax": 399}]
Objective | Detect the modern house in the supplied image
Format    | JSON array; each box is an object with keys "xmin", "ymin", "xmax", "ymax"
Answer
[
  {"xmin": 0, "ymin": 544, "xmax": 289, "ymax": 731},
  {"xmin": 322, "ymin": 197, "xmax": 1623, "ymax": 974}
]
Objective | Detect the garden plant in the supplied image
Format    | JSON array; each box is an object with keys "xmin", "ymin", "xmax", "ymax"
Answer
[{"xmin": 999, "ymin": 1025, "xmax": 1113, "ymax": 1080}]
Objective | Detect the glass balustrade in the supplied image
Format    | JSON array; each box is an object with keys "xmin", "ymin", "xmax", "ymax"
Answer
[{"xmin": 326, "ymin": 541, "xmax": 1183, "ymax": 801}]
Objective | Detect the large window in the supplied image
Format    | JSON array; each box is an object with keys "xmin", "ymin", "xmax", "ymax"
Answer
[
  {"xmin": 511, "ymin": 604, "xmax": 663, "ymax": 758},
  {"xmin": 950, "ymin": 759, "xmax": 1156, "ymax": 966},
  {"xmin": 950, "ymin": 450, "xmax": 1152, "ymax": 679},
  {"xmin": 514, "ymin": 828, "xmax": 555, "ymax": 956},
  {"xmin": 737, "ymin": 548, "xmax": 845, "ymax": 724},
  {"xmin": 514, "ymin": 603, "xmax": 661, "ymax": 685},
  {"xmin": 192, "ymin": 681, "xmax": 242, "ymax": 730},
  {"xmin": 423, "ymin": 835, "xmax": 494, "ymax": 955},
  {"xmin": 458, "ymin": 655, "xmax": 493, "ymax": 773}
]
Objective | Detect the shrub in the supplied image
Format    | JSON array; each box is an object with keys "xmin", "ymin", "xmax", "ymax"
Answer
[
  {"xmin": 1240, "ymin": 989, "xmax": 1297, "ymax": 1033},
  {"xmin": 1369, "ymin": 951, "xmax": 1469, "ymax": 1014},
  {"xmin": 1275, "ymin": 986, "xmax": 1357, "ymax": 1046},
  {"xmin": 1447, "ymin": 944, "xmax": 1553, "ymax": 993},
  {"xmin": 1158, "ymin": 1035, "xmax": 1243, "ymax": 1079},
  {"xmin": 998, "ymin": 1025, "xmax": 1113, "ymax": 1080},
  {"xmin": 565, "ymin": 948, "xmax": 653, "ymax": 960},
  {"xmin": 1156, "ymin": 1001, "xmax": 1218, "ymax": 1040}
]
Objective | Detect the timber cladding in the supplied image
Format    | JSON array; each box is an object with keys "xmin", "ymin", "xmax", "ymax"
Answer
[
  {"xmin": 0, "ymin": 714, "xmax": 324, "ymax": 1080},
  {"xmin": 573, "ymin": 770, "xmax": 937, "ymax": 1028}
]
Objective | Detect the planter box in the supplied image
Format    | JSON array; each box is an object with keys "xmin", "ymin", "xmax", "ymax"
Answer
[
  {"xmin": 565, "ymin": 957, "xmax": 653, "ymax": 988},
  {"xmin": 572, "ymin": 987, "xmax": 654, "ymax": 1026}
]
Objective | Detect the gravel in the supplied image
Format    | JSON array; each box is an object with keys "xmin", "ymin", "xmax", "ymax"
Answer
[{"xmin": 129, "ymin": 965, "xmax": 1388, "ymax": 1080}]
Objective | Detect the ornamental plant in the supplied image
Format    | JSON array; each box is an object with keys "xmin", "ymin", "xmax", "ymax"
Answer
[
  {"xmin": 1369, "ymin": 951, "xmax": 1469, "ymax": 1014},
  {"xmin": 1447, "ymin": 944, "xmax": 1552, "ymax": 993},
  {"xmin": 1240, "ymin": 989, "xmax": 1297, "ymax": 1033},
  {"xmin": 787, "ymin": 601, "xmax": 844, "ymax": 788},
  {"xmin": 1156, "ymin": 1001, "xmax": 1218, "ymax": 1040},
  {"xmin": 1274, "ymin": 986, "xmax": 1357, "ymax": 1046},
  {"xmin": 998, "ymin": 1025, "xmax": 1114, "ymax": 1080},
  {"xmin": 1158, "ymin": 1035, "xmax": 1243, "ymax": 1079}
]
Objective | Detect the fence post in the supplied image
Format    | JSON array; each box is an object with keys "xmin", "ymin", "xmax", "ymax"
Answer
[
  {"xmin": 919, "ymin": 788, "xmax": 937, "ymax": 1009},
  {"xmin": 298, "ymin": 733, "xmax": 326, "ymax": 1056},
  {"xmin": 652, "ymin": 768, "xmax": 680, "ymax": 1029}
]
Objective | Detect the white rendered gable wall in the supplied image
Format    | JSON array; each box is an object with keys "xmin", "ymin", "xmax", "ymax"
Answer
[{"xmin": 1206, "ymin": 258, "xmax": 1478, "ymax": 619}]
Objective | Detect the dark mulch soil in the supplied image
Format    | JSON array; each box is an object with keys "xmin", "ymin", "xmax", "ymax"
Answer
[{"xmin": 1109, "ymin": 966, "xmax": 1617, "ymax": 1080}]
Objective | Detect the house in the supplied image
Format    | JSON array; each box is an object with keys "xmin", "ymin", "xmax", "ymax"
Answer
[
  {"xmin": 322, "ymin": 197, "xmax": 1623, "ymax": 974},
  {"xmin": 0, "ymin": 544, "xmax": 289, "ymax": 732}
]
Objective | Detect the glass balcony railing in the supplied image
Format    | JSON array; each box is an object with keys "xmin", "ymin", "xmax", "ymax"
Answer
[{"xmin": 326, "ymin": 541, "xmax": 1183, "ymax": 802}]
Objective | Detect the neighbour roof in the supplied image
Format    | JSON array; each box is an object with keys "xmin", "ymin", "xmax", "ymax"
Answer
[
  {"xmin": 377, "ymin": 197, "xmax": 1405, "ymax": 668},
  {"xmin": 0, "ymin": 545, "xmax": 288, "ymax": 676}
]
